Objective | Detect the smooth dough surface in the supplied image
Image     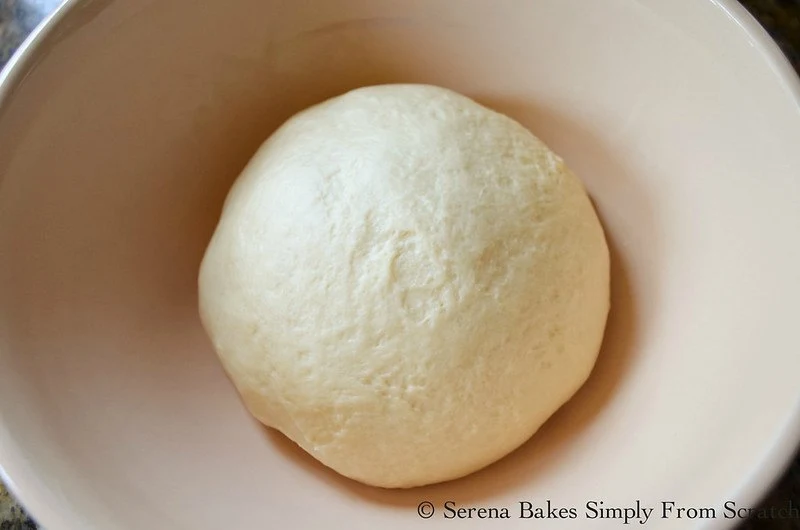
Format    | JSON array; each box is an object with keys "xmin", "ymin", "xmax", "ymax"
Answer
[{"xmin": 199, "ymin": 84, "xmax": 610, "ymax": 488}]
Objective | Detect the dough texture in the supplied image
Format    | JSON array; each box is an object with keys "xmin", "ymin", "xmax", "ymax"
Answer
[{"xmin": 199, "ymin": 84, "xmax": 610, "ymax": 488}]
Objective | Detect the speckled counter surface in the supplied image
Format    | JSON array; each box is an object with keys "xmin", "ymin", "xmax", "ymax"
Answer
[{"xmin": 1, "ymin": 0, "xmax": 799, "ymax": 529}]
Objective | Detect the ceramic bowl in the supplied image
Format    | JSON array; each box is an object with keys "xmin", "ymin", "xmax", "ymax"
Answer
[{"xmin": 1, "ymin": 0, "xmax": 799, "ymax": 528}]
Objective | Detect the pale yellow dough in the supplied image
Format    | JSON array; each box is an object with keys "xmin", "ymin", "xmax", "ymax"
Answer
[{"xmin": 199, "ymin": 84, "xmax": 610, "ymax": 488}]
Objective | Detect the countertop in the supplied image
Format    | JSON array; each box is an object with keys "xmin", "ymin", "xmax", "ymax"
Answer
[{"xmin": 1, "ymin": 0, "xmax": 799, "ymax": 529}]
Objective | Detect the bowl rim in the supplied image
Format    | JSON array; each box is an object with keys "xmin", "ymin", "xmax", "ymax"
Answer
[{"xmin": 0, "ymin": 0, "xmax": 799, "ymax": 528}]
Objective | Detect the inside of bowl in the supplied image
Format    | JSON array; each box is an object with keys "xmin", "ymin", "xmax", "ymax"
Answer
[{"xmin": 1, "ymin": 0, "xmax": 800, "ymax": 529}]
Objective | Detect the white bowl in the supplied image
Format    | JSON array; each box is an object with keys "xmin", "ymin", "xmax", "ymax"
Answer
[{"xmin": 1, "ymin": 0, "xmax": 799, "ymax": 529}]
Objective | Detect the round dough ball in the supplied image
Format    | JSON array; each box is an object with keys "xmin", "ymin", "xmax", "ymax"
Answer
[{"xmin": 199, "ymin": 84, "xmax": 610, "ymax": 488}]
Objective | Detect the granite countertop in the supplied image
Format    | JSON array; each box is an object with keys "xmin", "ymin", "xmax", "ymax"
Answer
[{"xmin": 1, "ymin": 0, "xmax": 800, "ymax": 529}]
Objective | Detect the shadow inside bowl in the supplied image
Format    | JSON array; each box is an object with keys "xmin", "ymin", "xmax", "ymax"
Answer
[{"xmin": 258, "ymin": 101, "xmax": 658, "ymax": 507}]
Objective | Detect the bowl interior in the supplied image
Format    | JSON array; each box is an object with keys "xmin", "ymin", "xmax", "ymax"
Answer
[{"xmin": 1, "ymin": 0, "xmax": 800, "ymax": 529}]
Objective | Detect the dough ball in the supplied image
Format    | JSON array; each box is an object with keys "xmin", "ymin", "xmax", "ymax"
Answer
[{"xmin": 198, "ymin": 84, "xmax": 610, "ymax": 488}]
